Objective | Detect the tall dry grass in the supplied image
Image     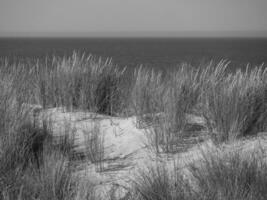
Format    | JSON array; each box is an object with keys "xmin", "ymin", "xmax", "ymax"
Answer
[
  {"xmin": 200, "ymin": 63, "xmax": 267, "ymax": 142},
  {"xmin": 0, "ymin": 53, "xmax": 128, "ymax": 116},
  {"xmin": 33, "ymin": 53, "xmax": 127, "ymax": 115},
  {"xmin": 0, "ymin": 64, "xmax": 98, "ymax": 200},
  {"xmin": 2, "ymin": 54, "xmax": 266, "ymax": 145},
  {"xmin": 139, "ymin": 61, "xmax": 267, "ymax": 152}
]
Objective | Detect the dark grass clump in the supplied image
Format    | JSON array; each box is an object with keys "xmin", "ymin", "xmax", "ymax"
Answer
[
  {"xmin": 94, "ymin": 67, "xmax": 126, "ymax": 116},
  {"xmin": 0, "ymin": 121, "xmax": 96, "ymax": 200}
]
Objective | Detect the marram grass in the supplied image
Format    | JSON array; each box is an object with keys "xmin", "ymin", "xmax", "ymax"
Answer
[{"xmin": 0, "ymin": 53, "xmax": 267, "ymax": 199}]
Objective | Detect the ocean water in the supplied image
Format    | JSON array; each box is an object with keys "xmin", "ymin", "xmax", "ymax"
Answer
[{"xmin": 0, "ymin": 38, "xmax": 267, "ymax": 69}]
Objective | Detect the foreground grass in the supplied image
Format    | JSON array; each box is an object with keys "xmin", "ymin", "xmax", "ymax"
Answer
[
  {"xmin": 189, "ymin": 148, "xmax": 267, "ymax": 200},
  {"xmin": 0, "ymin": 118, "xmax": 96, "ymax": 200},
  {"xmin": 133, "ymin": 146, "xmax": 267, "ymax": 200}
]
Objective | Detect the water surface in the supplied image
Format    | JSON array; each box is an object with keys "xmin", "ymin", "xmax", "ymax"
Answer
[{"xmin": 0, "ymin": 37, "xmax": 267, "ymax": 69}]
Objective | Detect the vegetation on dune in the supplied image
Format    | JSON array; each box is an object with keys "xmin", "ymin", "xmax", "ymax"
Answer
[
  {"xmin": 133, "ymin": 146, "xmax": 267, "ymax": 200},
  {"xmin": 0, "ymin": 67, "xmax": 96, "ymax": 199},
  {"xmin": 33, "ymin": 53, "xmax": 127, "ymax": 115},
  {"xmin": 188, "ymin": 148, "xmax": 267, "ymax": 200},
  {"xmin": 133, "ymin": 164, "xmax": 192, "ymax": 200},
  {"xmin": 0, "ymin": 52, "xmax": 267, "ymax": 199},
  {"xmin": 200, "ymin": 62, "xmax": 267, "ymax": 142}
]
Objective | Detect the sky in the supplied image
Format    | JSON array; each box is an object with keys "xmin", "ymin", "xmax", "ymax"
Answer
[{"xmin": 0, "ymin": 0, "xmax": 267, "ymax": 37}]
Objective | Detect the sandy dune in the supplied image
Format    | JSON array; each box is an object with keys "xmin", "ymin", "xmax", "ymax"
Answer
[{"xmin": 28, "ymin": 105, "xmax": 267, "ymax": 199}]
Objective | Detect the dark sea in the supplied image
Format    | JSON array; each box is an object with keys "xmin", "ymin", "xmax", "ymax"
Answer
[{"xmin": 1, "ymin": 37, "xmax": 267, "ymax": 69}]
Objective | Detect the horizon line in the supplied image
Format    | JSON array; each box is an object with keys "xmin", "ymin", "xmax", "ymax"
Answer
[{"xmin": 0, "ymin": 31, "xmax": 267, "ymax": 38}]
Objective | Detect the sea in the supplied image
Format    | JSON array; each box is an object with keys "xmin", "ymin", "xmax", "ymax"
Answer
[{"xmin": 0, "ymin": 37, "xmax": 267, "ymax": 70}]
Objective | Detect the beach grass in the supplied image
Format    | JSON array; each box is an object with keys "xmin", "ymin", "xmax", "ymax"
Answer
[{"xmin": 0, "ymin": 52, "xmax": 267, "ymax": 199}]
